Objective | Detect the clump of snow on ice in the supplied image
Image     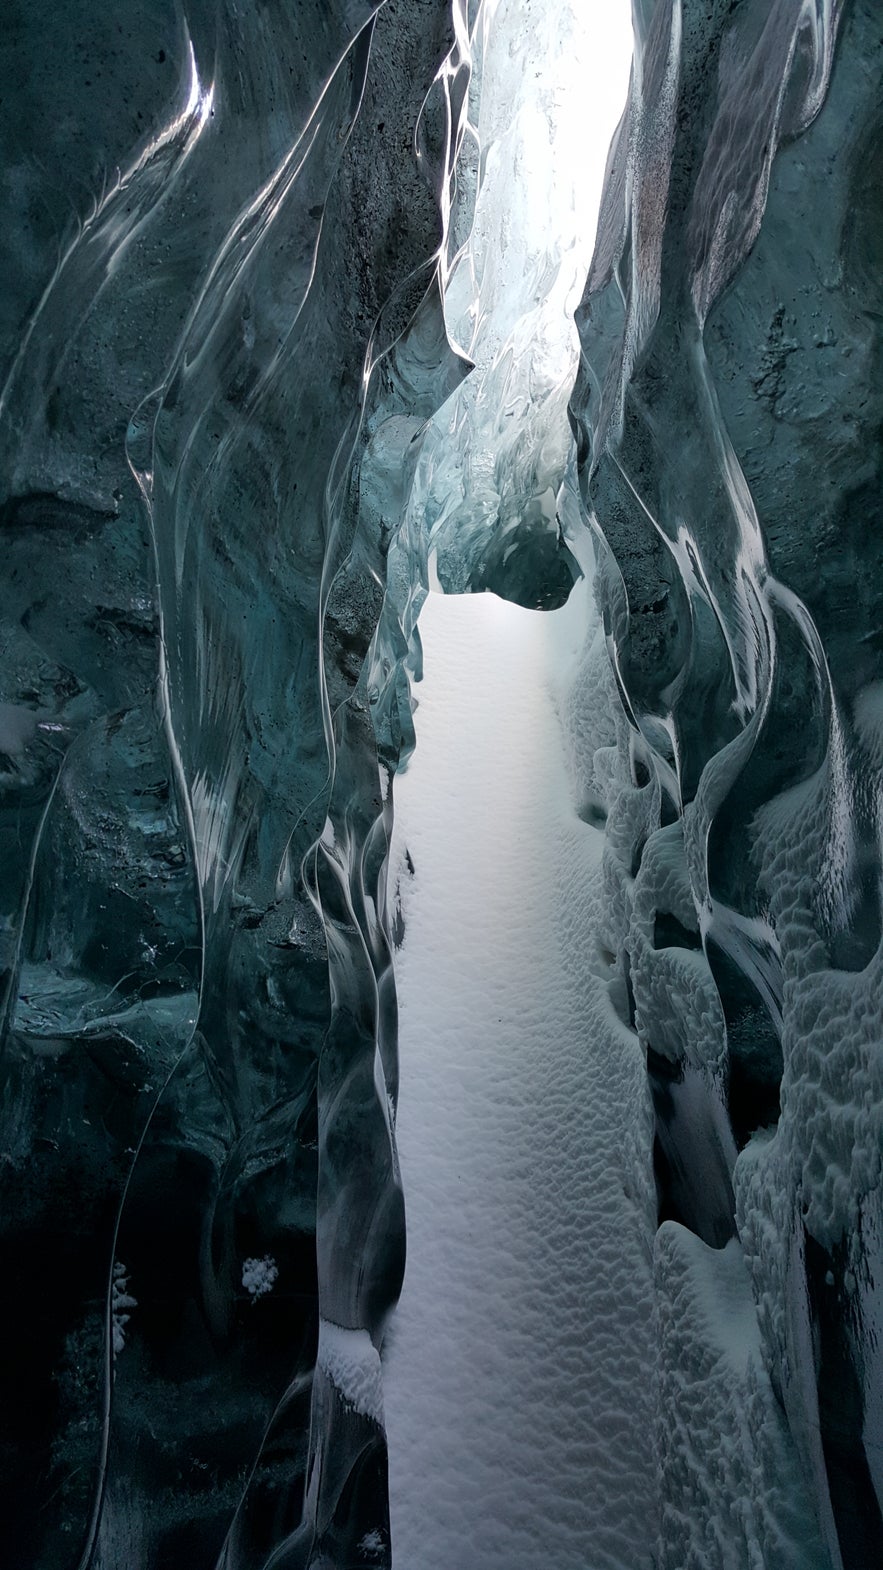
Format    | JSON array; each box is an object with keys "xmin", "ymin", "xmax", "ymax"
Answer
[
  {"xmin": 317, "ymin": 1319, "xmax": 384, "ymax": 1425},
  {"xmin": 111, "ymin": 1261, "xmax": 137, "ymax": 1357},
  {"xmin": 242, "ymin": 1255, "xmax": 279, "ymax": 1300},
  {"xmin": 358, "ymin": 1528, "xmax": 386, "ymax": 1557}
]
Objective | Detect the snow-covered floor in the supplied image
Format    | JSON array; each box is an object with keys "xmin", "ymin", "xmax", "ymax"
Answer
[{"xmin": 384, "ymin": 586, "xmax": 657, "ymax": 1570}]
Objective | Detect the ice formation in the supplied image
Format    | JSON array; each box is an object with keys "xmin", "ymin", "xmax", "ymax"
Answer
[
  {"xmin": 0, "ymin": 0, "xmax": 880, "ymax": 1567},
  {"xmin": 568, "ymin": 0, "xmax": 883, "ymax": 1562}
]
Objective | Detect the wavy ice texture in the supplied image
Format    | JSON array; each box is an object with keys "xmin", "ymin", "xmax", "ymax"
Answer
[
  {"xmin": 0, "ymin": 3, "xmax": 473, "ymax": 1565},
  {"xmin": 569, "ymin": 0, "xmax": 883, "ymax": 1563}
]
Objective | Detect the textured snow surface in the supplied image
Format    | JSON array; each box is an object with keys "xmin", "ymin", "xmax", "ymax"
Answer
[
  {"xmin": 654, "ymin": 1224, "xmax": 827, "ymax": 1570},
  {"xmin": 317, "ymin": 1319, "xmax": 384, "ymax": 1426},
  {"xmin": 384, "ymin": 587, "xmax": 656, "ymax": 1570}
]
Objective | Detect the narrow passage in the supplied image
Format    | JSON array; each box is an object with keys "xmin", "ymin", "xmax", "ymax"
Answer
[{"xmin": 384, "ymin": 585, "xmax": 657, "ymax": 1570}]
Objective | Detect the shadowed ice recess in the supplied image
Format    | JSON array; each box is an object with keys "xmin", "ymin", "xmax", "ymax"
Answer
[{"xmin": 0, "ymin": 1, "xmax": 881, "ymax": 1568}]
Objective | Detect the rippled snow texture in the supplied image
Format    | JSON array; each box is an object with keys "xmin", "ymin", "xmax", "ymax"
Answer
[{"xmin": 385, "ymin": 586, "xmax": 657, "ymax": 1570}]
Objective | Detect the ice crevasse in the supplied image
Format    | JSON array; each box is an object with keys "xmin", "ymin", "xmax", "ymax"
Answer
[{"xmin": 0, "ymin": 1, "xmax": 880, "ymax": 1567}]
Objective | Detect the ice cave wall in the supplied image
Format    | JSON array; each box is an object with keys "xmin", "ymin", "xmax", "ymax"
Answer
[
  {"xmin": 0, "ymin": 2, "xmax": 468, "ymax": 1565},
  {"xmin": 568, "ymin": 0, "xmax": 883, "ymax": 1565}
]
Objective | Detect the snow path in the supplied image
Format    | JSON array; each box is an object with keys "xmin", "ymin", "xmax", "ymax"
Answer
[{"xmin": 384, "ymin": 588, "xmax": 657, "ymax": 1570}]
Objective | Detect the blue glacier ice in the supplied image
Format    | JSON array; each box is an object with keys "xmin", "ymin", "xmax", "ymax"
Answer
[{"xmin": 569, "ymin": 1, "xmax": 883, "ymax": 1564}]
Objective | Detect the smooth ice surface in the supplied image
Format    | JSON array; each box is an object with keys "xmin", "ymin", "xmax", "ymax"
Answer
[{"xmin": 385, "ymin": 588, "xmax": 656, "ymax": 1569}]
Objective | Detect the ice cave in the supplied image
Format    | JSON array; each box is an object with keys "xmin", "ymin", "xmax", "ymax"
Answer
[{"xmin": 0, "ymin": 1, "xmax": 881, "ymax": 1567}]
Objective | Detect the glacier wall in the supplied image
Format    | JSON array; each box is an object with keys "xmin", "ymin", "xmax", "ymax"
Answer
[
  {"xmin": 568, "ymin": 0, "xmax": 883, "ymax": 1564},
  {"xmin": 0, "ymin": 3, "xmax": 472, "ymax": 1565}
]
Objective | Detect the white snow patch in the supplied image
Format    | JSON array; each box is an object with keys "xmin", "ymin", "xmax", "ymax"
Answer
[
  {"xmin": 242, "ymin": 1254, "xmax": 278, "ymax": 1300},
  {"xmin": 111, "ymin": 1261, "xmax": 137, "ymax": 1358},
  {"xmin": 358, "ymin": 1529, "xmax": 386, "ymax": 1556},
  {"xmin": 384, "ymin": 589, "xmax": 656, "ymax": 1569},
  {"xmin": 318, "ymin": 1319, "xmax": 384, "ymax": 1426}
]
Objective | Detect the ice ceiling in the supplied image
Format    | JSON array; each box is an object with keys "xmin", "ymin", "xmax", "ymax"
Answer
[{"xmin": 0, "ymin": 2, "xmax": 881, "ymax": 1568}]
